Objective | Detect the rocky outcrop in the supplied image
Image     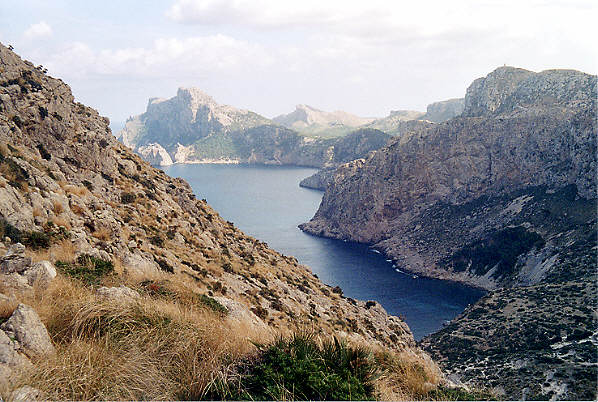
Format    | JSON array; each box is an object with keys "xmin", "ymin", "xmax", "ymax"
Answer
[
  {"xmin": 0, "ymin": 42, "xmax": 420, "ymax": 358},
  {"xmin": 420, "ymin": 98, "xmax": 464, "ymax": 123},
  {"xmin": 300, "ymin": 66, "xmax": 597, "ymax": 399},
  {"xmin": 273, "ymin": 104, "xmax": 375, "ymax": 138},
  {"xmin": 0, "ymin": 244, "xmax": 56, "ymax": 292}
]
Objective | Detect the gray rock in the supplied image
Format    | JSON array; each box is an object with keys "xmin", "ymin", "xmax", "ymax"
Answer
[
  {"xmin": 0, "ymin": 243, "xmax": 31, "ymax": 274},
  {"xmin": 96, "ymin": 285, "xmax": 140, "ymax": 303},
  {"xmin": 23, "ymin": 260, "xmax": 57, "ymax": 289},
  {"xmin": 10, "ymin": 385, "xmax": 43, "ymax": 401},
  {"xmin": 0, "ymin": 304, "xmax": 54, "ymax": 359},
  {"xmin": 0, "ymin": 329, "xmax": 29, "ymax": 367}
]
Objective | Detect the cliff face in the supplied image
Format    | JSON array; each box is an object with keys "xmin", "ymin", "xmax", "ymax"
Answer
[
  {"xmin": 0, "ymin": 43, "xmax": 420, "ymax": 356},
  {"xmin": 420, "ymin": 98, "xmax": 464, "ymax": 122},
  {"xmin": 300, "ymin": 66, "xmax": 597, "ymax": 399}
]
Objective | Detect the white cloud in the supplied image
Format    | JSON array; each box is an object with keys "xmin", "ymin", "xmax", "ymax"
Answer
[
  {"xmin": 43, "ymin": 34, "xmax": 273, "ymax": 79},
  {"xmin": 23, "ymin": 21, "xmax": 53, "ymax": 39}
]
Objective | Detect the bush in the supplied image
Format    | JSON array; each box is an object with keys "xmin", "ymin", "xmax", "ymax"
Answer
[
  {"xmin": 56, "ymin": 255, "xmax": 114, "ymax": 286},
  {"xmin": 120, "ymin": 192, "xmax": 136, "ymax": 204},
  {"xmin": 0, "ymin": 218, "xmax": 22, "ymax": 243},
  {"xmin": 207, "ymin": 334, "xmax": 378, "ymax": 401},
  {"xmin": 22, "ymin": 230, "xmax": 51, "ymax": 249},
  {"xmin": 197, "ymin": 294, "xmax": 228, "ymax": 315}
]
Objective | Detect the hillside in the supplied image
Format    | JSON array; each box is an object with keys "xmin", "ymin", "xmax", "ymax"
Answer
[
  {"xmin": 0, "ymin": 43, "xmax": 455, "ymax": 400},
  {"xmin": 273, "ymin": 104, "xmax": 375, "ymax": 138},
  {"xmin": 300, "ymin": 66, "xmax": 597, "ymax": 399}
]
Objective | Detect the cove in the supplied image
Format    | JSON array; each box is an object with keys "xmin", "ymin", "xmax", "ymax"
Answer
[{"xmin": 162, "ymin": 163, "xmax": 485, "ymax": 340}]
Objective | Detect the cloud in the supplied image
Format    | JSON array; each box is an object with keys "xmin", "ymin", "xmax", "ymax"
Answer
[
  {"xmin": 43, "ymin": 35, "xmax": 273, "ymax": 79},
  {"xmin": 23, "ymin": 21, "xmax": 53, "ymax": 39}
]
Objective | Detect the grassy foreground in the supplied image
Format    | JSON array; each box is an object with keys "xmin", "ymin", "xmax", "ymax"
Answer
[{"xmin": 0, "ymin": 248, "xmax": 492, "ymax": 401}]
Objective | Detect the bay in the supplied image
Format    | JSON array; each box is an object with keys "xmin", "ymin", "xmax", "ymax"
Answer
[{"xmin": 162, "ymin": 163, "xmax": 484, "ymax": 340}]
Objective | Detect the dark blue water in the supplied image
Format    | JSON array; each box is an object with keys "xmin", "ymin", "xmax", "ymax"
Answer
[{"xmin": 162, "ymin": 164, "xmax": 484, "ymax": 340}]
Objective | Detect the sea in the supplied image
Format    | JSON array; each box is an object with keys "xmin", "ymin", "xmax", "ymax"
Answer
[{"xmin": 162, "ymin": 163, "xmax": 484, "ymax": 340}]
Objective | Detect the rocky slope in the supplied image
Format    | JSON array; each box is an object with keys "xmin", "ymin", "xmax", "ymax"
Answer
[
  {"xmin": 300, "ymin": 66, "xmax": 597, "ymax": 399},
  {"xmin": 0, "ymin": 43, "xmax": 431, "ymax": 392},
  {"xmin": 273, "ymin": 104, "xmax": 375, "ymax": 138}
]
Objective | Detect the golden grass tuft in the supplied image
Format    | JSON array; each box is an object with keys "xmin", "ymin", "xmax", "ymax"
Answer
[
  {"xmin": 9, "ymin": 274, "xmax": 270, "ymax": 400},
  {"xmin": 92, "ymin": 226, "xmax": 111, "ymax": 241},
  {"xmin": 52, "ymin": 200, "xmax": 63, "ymax": 215},
  {"xmin": 32, "ymin": 206, "xmax": 43, "ymax": 218},
  {"xmin": 63, "ymin": 185, "xmax": 88, "ymax": 197}
]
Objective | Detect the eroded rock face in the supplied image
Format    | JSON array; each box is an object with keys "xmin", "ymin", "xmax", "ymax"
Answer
[
  {"xmin": 301, "ymin": 67, "xmax": 597, "ymax": 286},
  {"xmin": 0, "ymin": 304, "xmax": 54, "ymax": 359},
  {"xmin": 421, "ymin": 98, "xmax": 464, "ymax": 123}
]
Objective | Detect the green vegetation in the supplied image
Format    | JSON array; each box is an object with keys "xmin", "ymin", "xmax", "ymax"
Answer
[
  {"xmin": 206, "ymin": 334, "xmax": 377, "ymax": 401},
  {"xmin": 0, "ymin": 218, "xmax": 68, "ymax": 249},
  {"xmin": 197, "ymin": 294, "xmax": 228, "ymax": 315},
  {"xmin": 449, "ymin": 226, "xmax": 544, "ymax": 278},
  {"xmin": 55, "ymin": 255, "xmax": 114, "ymax": 286},
  {"xmin": 428, "ymin": 385, "xmax": 496, "ymax": 401},
  {"xmin": 120, "ymin": 192, "xmax": 136, "ymax": 204}
]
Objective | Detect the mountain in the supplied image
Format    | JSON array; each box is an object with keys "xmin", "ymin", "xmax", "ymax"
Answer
[
  {"xmin": 300, "ymin": 66, "xmax": 597, "ymax": 399},
  {"xmin": 0, "ymin": 43, "xmax": 447, "ymax": 400},
  {"xmin": 420, "ymin": 98, "xmax": 464, "ymax": 122},
  {"xmin": 273, "ymin": 104, "xmax": 375, "ymax": 138},
  {"xmin": 117, "ymin": 91, "xmax": 394, "ymax": 171}
]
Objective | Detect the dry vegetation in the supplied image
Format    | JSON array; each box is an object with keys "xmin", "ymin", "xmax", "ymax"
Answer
[{"xmin": 0, "ymin": 243, "xmax": 450, "ymax": 401}]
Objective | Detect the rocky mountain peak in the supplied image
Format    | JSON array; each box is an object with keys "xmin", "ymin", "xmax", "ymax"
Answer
[{"xmin": 463, "ymin": 66, "xmax": 596, "ymax": 117}]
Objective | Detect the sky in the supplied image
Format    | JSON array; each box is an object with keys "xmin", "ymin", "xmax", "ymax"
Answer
[{"xmin": 1, "ymin": 0, "xmax": 596, "ymax": 131}]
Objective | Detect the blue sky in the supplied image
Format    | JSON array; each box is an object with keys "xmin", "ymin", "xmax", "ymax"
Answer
[{"xmin": 1, "ymin": 0, "xmax": 596, "ymax": 130}]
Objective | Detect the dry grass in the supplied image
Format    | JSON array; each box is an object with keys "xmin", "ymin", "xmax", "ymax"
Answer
[
  {"xmin": 51, "ymin": 216, "xmax": 71, "ymax": 230},
  {"xmin": 92, "ymin": 226, "xmax": 111, "ymax": 241},
  {"xmin": 63, "ymin": 185, "xmax": 88, "ymax": 197},
  {"xmin": 5, "ymin": 274, "xmax": 270, "ymax": 400},
  {"xmin": 374, "ymin": 349, "xmax": 443, "ymax": 400},
  {"xmin": 29, "ymin": 239, "xmax": 76, "ymax": 263},
  {"xmin": 52, "ymin": 200, "xmax": 63, "ymax": 215},
  {"xmin": 32, "ymin": 206, "xmax": 43, "ymax": 218},
  {"xmin": 70, "ymin": 203, "xmax": 85, "ymax": 216}
]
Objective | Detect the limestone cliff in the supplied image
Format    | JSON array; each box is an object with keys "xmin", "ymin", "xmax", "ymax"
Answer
[
  {"xmin": 0, "ymin": 42, "xmax": 420, "ymax": 359},
  {"xmin": 420, "ymin": 98, "xmax": 464, "ymax": 123},
  {"xmin": 300, "ymin": 66, "xmax": 597, "ymax": 399}
]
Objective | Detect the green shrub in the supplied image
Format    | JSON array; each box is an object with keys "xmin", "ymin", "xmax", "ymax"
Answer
[
  {"xmin": 197, "ymin": 294, "xmax": 228, "ymax": 315},
  {"xmin": 0, "ymin": 218, "xmax": 22, "ymax": 243},
  {"xmin": 206, "ymin": 334, "xmax": 377, "ymax": 401},
  {"xmin": 56, "ymin": 255, "xmax": 114, "ymax": 286},
  {"xmin": 22, "ymin": 231, "xmax": 51, "ymax": 249},
  {"xmin": 120, "ymin": 192, "xmax": 136, "ymax": 204}
]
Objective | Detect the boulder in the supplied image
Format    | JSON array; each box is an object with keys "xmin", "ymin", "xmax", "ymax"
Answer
[
  {"xmin": 10, "ymin": 385, "xmax": 43, "ymax": 401},
  {"xmin": 96, "ymin": 285, "xmax": 140, "ymax": 303},
  {"xmin": 23, "ymin": 260, "xmax": 57, "ymax": 289},
  {"xmin": 0, "ymin": 243, "xmax": 31, "ymax": 274},
  {"xmin": 0, "ymin": 304, "xmax": 54, "ymax": 359}
]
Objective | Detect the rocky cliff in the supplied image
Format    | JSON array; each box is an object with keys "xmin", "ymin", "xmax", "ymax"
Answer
[
  {"xmin": 300, "ymin": 66, "xmax": 597, "ymax": 399},
  {"xmin": 0, "ymin": 43, "xmax": 435, "ymax": 398},
  {"xmin": 420, "ymin": 98, "xmax": 464, "ymax": 122}
]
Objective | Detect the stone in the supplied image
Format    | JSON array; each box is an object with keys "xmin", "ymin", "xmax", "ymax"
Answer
[
  {"xmin": 10, "ymin": 385, "xmax": 43, "ymax": 402},
  {"xmin": 0, "ymin": 304, "xmax": 55, "ymax": 359},
  {"xmin": 96, "ymin": 285, "xmax": 140, "ymax": 303},
  {"xmin": 0, "ymin": 329, "xmax": 29, "ymax": 368},
  {"xmin": 0, "ymin": 243, "xmax": 31, "ymax": 274},
  {"xmin": 23, "ymin": 260, "xmax": 57, "ymax": 288}
]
